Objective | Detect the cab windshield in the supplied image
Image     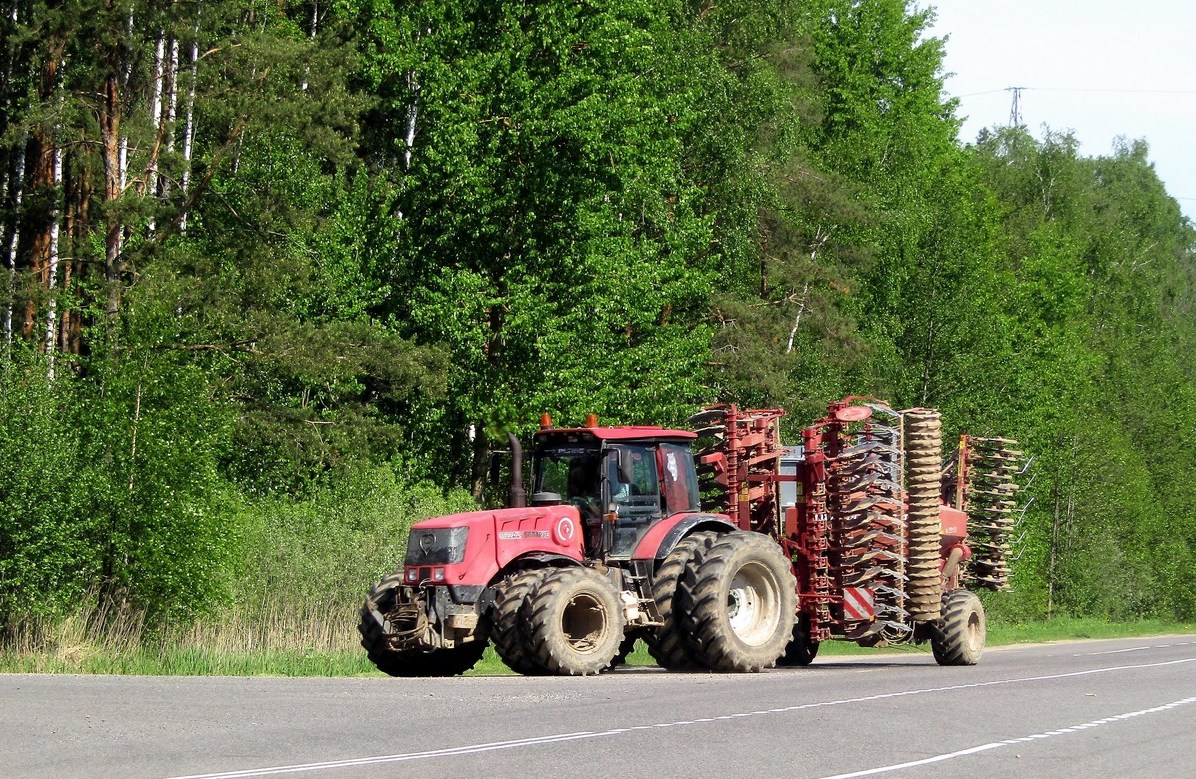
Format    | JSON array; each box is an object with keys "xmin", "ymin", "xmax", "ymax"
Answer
[{"xmin": 533, "ymin": 446, "xmax": 602, "ymax": 504}]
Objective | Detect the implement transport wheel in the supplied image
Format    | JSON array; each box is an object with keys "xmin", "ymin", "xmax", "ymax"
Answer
[
  {"xmin": 679, "ymin": 532, "xmax": 797, "ymax": 672},
  {"xmin": 485, "ymin": 569, "xmax": 547, "ymax": 675},
  {"xmin": 777, "ymin": 613, "xmax": 820, "ymax": 667},
  {"xmin": 606, "ymin": 631, "xmax": 641, "ymax": 671},
  {"xmin": 932, "ymin": 589, "xmax": 986, "ymax": 666},
  {"xmin": 646, "ymin": 531, "xmax": 720, "ymax": 671},
  {"xmin": 521, "ymin": 566, "xmax": 624, "ymax": 676},
  {"xmin": 358, "ymin": 574, "xmax": 486, "ymax": 677}
]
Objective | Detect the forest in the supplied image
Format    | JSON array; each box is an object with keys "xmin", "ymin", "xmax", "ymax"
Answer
[{"xmin": 2, "ymin": 0, "xmax": 1194, "ymax": 654}]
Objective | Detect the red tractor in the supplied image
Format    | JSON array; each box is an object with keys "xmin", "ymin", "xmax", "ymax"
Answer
[{"xmin": 358, "ymin": 399, "xmax": 1020, "ymax": 676}]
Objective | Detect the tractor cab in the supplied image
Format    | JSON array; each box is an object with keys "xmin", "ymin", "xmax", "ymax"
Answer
[{"xmin": 529, "ymin": 418, "xmax": 700, "ymax": 559}]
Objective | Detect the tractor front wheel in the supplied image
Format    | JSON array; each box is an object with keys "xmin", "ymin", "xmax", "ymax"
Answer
[
  {"xmin": 931, "ymin": 588, "xmax": 986, "ymax": 666},
  {"xmin": 521, "ymin": 567, "xmax": 624, "ymax": 676},
  {"xmin": 358, "ymin": 574, "xmax": 485, "ymax": 677},
  {"xmin": 486, "ymin": 569, "xmax": 546, "ymax": 675},
  {"xmin": 678, "ymin": 532, "xmax": 797, "ymax": 672}
]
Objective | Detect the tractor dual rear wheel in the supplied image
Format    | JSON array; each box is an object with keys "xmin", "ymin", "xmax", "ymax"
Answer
[
  {"xmin": 678, "ymin": 532, "xmax": 797, "ymax": 672},
  {"xmin": 932, "ymin": 588, "xmax": 986, "ymax": 666},
  {"xmin": 358, "ymin": 573, "xmax": 486, "ymax": 677},
  {"xmin": 646, "ymin": 531, "xmax": 720, "ymax": 671},
  {"xmin": 520, "ymin": 566, "xmax": 625, "ymax": 676}
]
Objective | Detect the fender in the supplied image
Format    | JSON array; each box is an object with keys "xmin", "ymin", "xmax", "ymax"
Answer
[
  {"xmin": 514, "ymin": 551, "xmax": 582, "ymax": 568},
  {"xmin": 472, "ymin": 551, "xmax": 583, "ymax": 613},
  {"xmin": 632, "ymin": 512, "xmax": 737, "ymax": 562}
]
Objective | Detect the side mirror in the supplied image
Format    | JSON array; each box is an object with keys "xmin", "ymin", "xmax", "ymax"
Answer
[{"xmin": 617, "ymin": 448, "xmax": 635, "ymax": 485}]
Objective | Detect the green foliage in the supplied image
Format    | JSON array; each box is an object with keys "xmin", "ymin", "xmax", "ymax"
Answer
[
  {"xmin": 0, "ymin": 357, "xmax": 96, "ymax": 620},
  {"xmin": 75, "ymin": 347, "xmax": 235, "ymax": 625},
  {"xmin": 2, "ymin": 0, "xmax": 1196, "ymax": 644},
  {"xmin": 228, "ymin": 460, "xmax": 476, "ymax": 617},
  {"xmin": 182, "ymin": 132, "xmax": 450, "ymax": 491},
  {"xmin": 357, "ymin": 0, "xmax": 721, "ymax": 490},
  {"xmin": 0, "ymin": 341, "xmax": 235, "ymax": 628}
]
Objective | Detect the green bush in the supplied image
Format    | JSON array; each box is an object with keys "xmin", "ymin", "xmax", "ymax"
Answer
[
  {"xmin": 0, "ymin": 359, "xmax": 95, "ymax": 622},
  {"xmin": 219, "ymin": 460, "xmax": 476, "ymax": 648}
]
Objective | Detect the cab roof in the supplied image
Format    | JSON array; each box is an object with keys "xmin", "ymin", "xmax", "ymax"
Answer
[{"xmin": 534, "ymin": 425, "xmax": 697, "ymax": 443}]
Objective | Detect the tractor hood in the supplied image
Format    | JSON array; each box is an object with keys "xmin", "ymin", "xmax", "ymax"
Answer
[{"xmin": 406, "ymin": 505, "xmax": 587, "ymax": 587}]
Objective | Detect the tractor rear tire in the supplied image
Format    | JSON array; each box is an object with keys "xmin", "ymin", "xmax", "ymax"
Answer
[
  {"xmin": 646, "ymin": 531, "xmax": 719, "ymax": 671},
  {"xmin": 358, "ymin": 574, "xmax": 485, "ymax": 677},
  {"xmin": 678, "ymin": 532, "xmax": 797, "ymax": 672},
  {"xmin": 931, "ymin": 589, "xmax": 986, "ymax": 666},
  {"xmin": 521, "ymin": 566, "xmax": 624, "ymax": 676},
  {"xmin": 777, "ymin": 613, "xmax": 820, "ymax": 667},
  {"xmin": 486, "ymin": 569, "xmax": 546, "ymax": 675}
]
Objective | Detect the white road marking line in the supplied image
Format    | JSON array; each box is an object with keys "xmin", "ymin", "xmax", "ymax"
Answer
[
  {"xmin": 164, "ymin": 655, "xmax": 1196, "ymax": 779},
  {"xmin": 815, "ymin": 695, "xmax": 1196, "ymax": 779},
  {"xmin": 166, "ymin": 731, "xmax": 621, "ymax": 778},
  {"xmin": 1075, "ymin": 639, "xmax": 1194, "ymax": 657}
]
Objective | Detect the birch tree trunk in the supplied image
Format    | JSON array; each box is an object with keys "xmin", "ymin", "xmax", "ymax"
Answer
[
  {"xmin": 2, "ymin": 147, "xmax": 20, "ymax": 358},
  {"xmin": 144, "ymin": 30, "xmax": 165, "ymax": 232},
  {"xmin": 402, "ymin": 69, "xmax": 419, "ymax": 173},
  {"xmin": 1, "ymin": 4, "xmax": 16, "ymax": 357},
  {"xmin": 179, "ymin": 29, "xmax": 198, "ymax": 233},
  {"xmin": 116, "ymin": 6, "xmax": 134, "ymax": 192},
  {"xmin": 160, "ymin": 34, "xmax": 180, "ymax": 202},
  {"xmin": 101, "ymin": 52, "xmax": 125, "ymax": 320},
  {"xmin": 44, "ymin": 144, "xmax": 62, "ymax": 378},
  {"xmin": 300, "ymin": 1, "xmax": 318, "ymax": 91}
]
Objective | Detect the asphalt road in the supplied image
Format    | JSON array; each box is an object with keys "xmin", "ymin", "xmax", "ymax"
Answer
[{"xmin": 4, "ymin": 635, "xmax": 1196, "ymax": 779}]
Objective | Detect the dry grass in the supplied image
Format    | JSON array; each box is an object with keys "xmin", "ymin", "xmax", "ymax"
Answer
[
  {"xmin": 0, "ymin": 594, "xmax": 375, "ymax": 676},
  {"xmin": 5, "ymin": 607, "xmax": 1193, "ymax": 676}
]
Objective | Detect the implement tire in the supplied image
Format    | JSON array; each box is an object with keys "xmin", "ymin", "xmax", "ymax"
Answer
[
  {"xmin": 646, "ymin": 531, "xmax": 719, "ymax": 671},
  {"xmin": 678, "ymin": 532, "xmax": 797, "ymax": 672},
  {"xmin": 931, "ymin": 589, "xmax": 986, "ymax": 666},
  {"xmin": 606, "ymin": 632, "xmax": 640, "ymax": 671},
  {"xmin": 522, "ymin": 567, "xmax": 624, "ymax": 676},
  {"xmin": 777, "ymin": 613, "xmax": 820, "ymax": 667},
  {"xmin": 486, "ymin": 569, "xmax": 546, "ymax": 675},
  {"xmin": 358, "ymin": 574, "xmax": 485, "ymax": 677}
]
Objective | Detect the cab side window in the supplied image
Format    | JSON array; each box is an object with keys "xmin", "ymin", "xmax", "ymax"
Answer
[
  {"xmin": 608, "ymin": 445, "xmax": 659, "ymax": 507},
  {"xmin": 660, "ymin": 443, "xmax": 700, "ymax": 514}
]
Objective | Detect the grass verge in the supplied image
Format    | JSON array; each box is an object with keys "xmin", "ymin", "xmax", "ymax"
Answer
[{"xmin": 1, "ymin": 617, "xmax": 1191, "ymax": 677}]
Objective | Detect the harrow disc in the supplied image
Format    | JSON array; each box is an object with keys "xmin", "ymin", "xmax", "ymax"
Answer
[{"xmin": 961, "ymin": 437, "xmax": 1023, "ymax": 591}]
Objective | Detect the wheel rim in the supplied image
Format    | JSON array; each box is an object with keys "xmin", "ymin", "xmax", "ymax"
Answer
[
  {"xmin": 725, "ymin": 561, "xmax": 781, "ymax": 646},
  {"xmin": 965, "ymin": 608, "xmax": 983, "ymax": 653},
  {"xmin": 561, "ymin": 591, "xmax": 610, "ymax": 654}
]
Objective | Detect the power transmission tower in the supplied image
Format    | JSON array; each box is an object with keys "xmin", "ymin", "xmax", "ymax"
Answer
[{"xmin": 1007, "ymin": 86, "xmax": 1025, "ymax": 127}]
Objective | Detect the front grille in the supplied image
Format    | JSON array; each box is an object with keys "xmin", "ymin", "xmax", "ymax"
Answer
[{"xmin": 405, "ymin": 526, "xmax": 469, "ymax": 565}]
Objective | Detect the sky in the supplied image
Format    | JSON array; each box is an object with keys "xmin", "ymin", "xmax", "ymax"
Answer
[{"xmin": 925, "ymin": 0, "xmax": 1196, "ymax": 221}]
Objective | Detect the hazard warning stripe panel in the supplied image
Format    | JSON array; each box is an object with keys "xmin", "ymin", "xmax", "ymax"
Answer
[{"xmin": 842, "ymin": 586, "xmax": 875, "ymax": 621}]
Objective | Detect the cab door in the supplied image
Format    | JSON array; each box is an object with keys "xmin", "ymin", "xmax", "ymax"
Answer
[{"xmin": 603, "ymin": 444, "xmax": 662, "ymax": 558}]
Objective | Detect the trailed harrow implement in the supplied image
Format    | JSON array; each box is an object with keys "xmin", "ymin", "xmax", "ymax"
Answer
[{"xmin": 695, "ymin": 397, "xmax": 1023, "ymax": 657}]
